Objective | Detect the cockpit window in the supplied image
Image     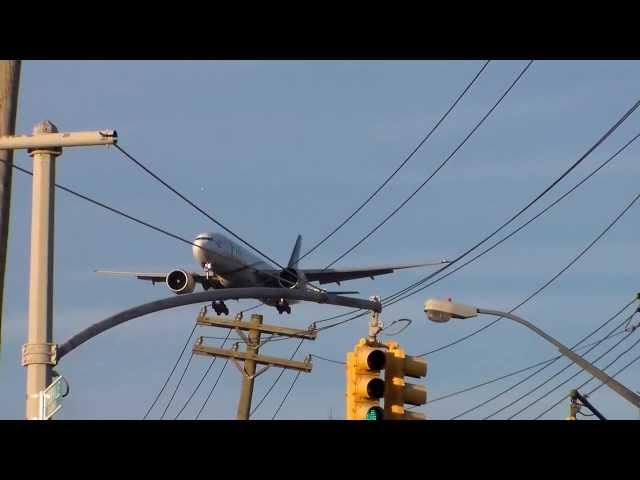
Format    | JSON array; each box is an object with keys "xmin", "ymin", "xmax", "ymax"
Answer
[{"xmin": 196, "ymin": 236, "xmax": 213, "ymax": 241}]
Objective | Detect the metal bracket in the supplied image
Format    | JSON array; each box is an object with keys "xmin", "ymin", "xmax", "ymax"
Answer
[
  {"xmin": 244, "ymin": 364, "xmax": 272, "ymax": 380},
  {"xmin": 21, "ymin": 343, "xmax": 57, "ymax": 366},
  {"xmin": 368, "ymin": 295, "xmax": 383, "ymax": 342},
  {"xmin": 228, "ymin": 342, "xmax": 273, "ymax": 379},
  {"xmin": 235, "ymin": 327, "xmax": 251, "ymax": 347}
]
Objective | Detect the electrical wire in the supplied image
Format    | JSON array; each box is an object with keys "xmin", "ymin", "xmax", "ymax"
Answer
[
  {"xmin": 450, "ymin": 298, "xmax": 637, "ymax": 419},
  {"xmin": 409, "ymin": 139, "xmax": 640, "ymax": 358},
  {"xmin": 272, "ymin": 370, "xmax": 303, "ymax": 419},
  {"xmin": 1, "ymin": 159, "xmax": 255, "ymax": 274},
  {"xmin": 534, "ymin": 332, "xmax": 640, "ymax": 419},
  {"xmin": 173, "ymin": 328, "xmax": 232, "ymax": 419},
  {"xmin": 420, "ymin": 328, "xmax": 630, "ymax": 407},
  {"xmin": 298, "ymin": 60, "xmax": 491, "ymax": 262},
  {"xmin": 491, "ymin": 308, "xmax": 639, "ymax": 419},
  {"xmin": 382, "ymin": 98, "xmax": 640, "ymax": 307},
  {"xmin": 143, "ymin": 322, "xmax": 198, "ymax": 419},
  {"xmin": 508, "ymin": 325, "xmax": 638, "ymax": 419},
  {"xmin": 160, "ymin": 352, "xmax": 194, "ymax": 419},
  {"xmin": 586, "ymin": 350, "xmax": 640, "ymax": 396},
  {"xmin": 195, "ymin": 358, "xmax": 229, "ymax": 420},
  {"xmin": 306, "ymin": 125, "xmax": 640, "ymax": 338},
  {"xmin": 311, "ymin": 354, "xmax": 346, "ymax": 365},
  {"xmin": 323, "ymin": 61, "xmax": 534, "ymax": 269},
  {"xmin": 115, "ymin": 144, "xmax": 289, "ymax": 273},
  {"xmin": 249, "ymin": 338, "xmax": 305, "ymax": 418}
]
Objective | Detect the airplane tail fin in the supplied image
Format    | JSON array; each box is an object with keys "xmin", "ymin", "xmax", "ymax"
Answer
[{"xmin": 287, "ymin": 234, "xmax": 303, "ymax": 268}]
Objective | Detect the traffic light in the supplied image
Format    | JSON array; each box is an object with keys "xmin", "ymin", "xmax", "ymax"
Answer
[
  {"xmin": 345, "ymin": 338, "xmax": 386, "ymax": 420},
  {"xmin": 384, "ymin": 341, "xmax": 427, "ymax": 420}
]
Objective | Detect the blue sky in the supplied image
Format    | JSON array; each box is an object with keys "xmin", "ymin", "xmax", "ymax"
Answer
[{"xmin": 1, "ymin": 60, "xmax": 639, "ymax": 420}]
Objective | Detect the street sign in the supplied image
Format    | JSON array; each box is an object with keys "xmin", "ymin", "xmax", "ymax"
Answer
[{"xmin": 39, "ymin": 375, "xmax": 68, "ymax": 420}]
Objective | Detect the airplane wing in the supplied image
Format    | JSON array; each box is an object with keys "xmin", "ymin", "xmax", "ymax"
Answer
[
  {"xmin": 95, "ymin": 270, "xmax": 207, "ymax": 285},
  {"xmin": 300, "ymin": 261, "xmax": 449, "ymax": 285}
]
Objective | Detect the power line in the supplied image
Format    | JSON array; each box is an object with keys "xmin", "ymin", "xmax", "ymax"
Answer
[
  {"xmin": 390, "ymin": 129, "xmax": 640, "ymax": 312},
  {"xmin": 403, "ymin": 133, "xmax": 640, "ymax": 358},
  {"xmin": 311, "ymin": 353, "xmax": 346, "ymax": 365},
  {"xmin": 450, "ymin": 297, "xmax": 638, "ymax": 419},
  {"xmin": 115, "ymin": 144, "xmax": 289, "ymax": 273},
  {"xmin": 382, "ymin": 97, "xmax": 640, "ymax": 307},
  {"xmin": 323, "ymin": 61, "xmax": 534, "ymax": 269},
  {"xmin": 1, "ymin": 156, "xmax": 310, "ymax": 297},
  {"xmin": 173, "ymin": 329, "xmax": 232, "ymax": 419},
  {"xmin": 507, "ymin": 322, "xmax": 638, "ymax": 420},
  {"xmin": 195, "ymin": 358, "xmax": 229, "ymax": 420},
  {"xmin": 586, "ymin": 350, "xmax": 640, "ymax": 396},
  {"xmin": 2, "ymin": 159, "xmax": 246, "ymax": 270},
  {"xmin": 249, "ymin": 338, "xmax": 305, "ymax": 418},
  {"xmin": 160, "ymin": 351, "xmax": 194, "ymax": 419},
  {"xmin": 534, "ymin": 331, "xmax": 640, "ymax": 419},
  {"xmin": 143, "ymin": 322, "xmax": 198, "ymax": 419},
  {"xmin": 298, "ymin": 60, "xmax": 491, "ymax": 262},
  {"xmin": 421, "ymin": 328, "xmax": 630, "ymax": 407},
  {"xmin": 491, "ymin": 308, "xmax": 639, "ymax": 419},
  {"xmin": 307, "ymin": 125, "xmax": 640, "ymax": 339},
  {"xmin": 272, "ymin": 370, "xmax": 303, "ymax": 419}
]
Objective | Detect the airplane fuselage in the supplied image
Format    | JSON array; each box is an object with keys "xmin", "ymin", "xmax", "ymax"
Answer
[{"xmin": 192, "ymin": 232, "xmax": 272, "ymax": 287}]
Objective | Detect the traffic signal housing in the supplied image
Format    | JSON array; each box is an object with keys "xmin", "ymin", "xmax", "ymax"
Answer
[
  {"xmin": 384, "ymin": 341, "xmax": 427, "ymax": 420},
  {"xmin": 345, "ymin": 338, "xmax": 386, "ymax": 420}
]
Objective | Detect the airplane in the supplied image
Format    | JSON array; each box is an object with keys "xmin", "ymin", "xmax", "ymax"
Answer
[{"xmin": 96, "ymin": 232, "xmax": 448, "ymax": 315}]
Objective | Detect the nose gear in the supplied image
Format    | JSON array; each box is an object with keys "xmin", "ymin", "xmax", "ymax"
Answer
[
  {"xmin": 212, "ymin": 300, "xmax": 229, "ymax": 316},
  {"xmin": 276, "ymin": 298, "xmax": 291, "ymax": 315}
]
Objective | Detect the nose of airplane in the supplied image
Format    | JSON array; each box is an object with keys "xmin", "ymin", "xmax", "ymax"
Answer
[{"xmin": 192, "ymin": 237, "xmax": 209, "ymax": 264}]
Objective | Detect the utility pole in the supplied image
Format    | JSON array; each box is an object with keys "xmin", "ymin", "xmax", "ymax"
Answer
[
  {"xmin": 192, "ymin": 308, "xmax": 316, "ymax": 419},
  {"xmin": 0, "ymin": 60, "xmax": 21, "ymax": 348},
  {"xmin": 236, "ymin": 314, "xmax": 262, "ymax": 420},
  {"xmin": 0, "ymin": 122, "xmax": 117, "ymax": 419},
  {"xmin": 24, "ymin": 121, "xmax": 60, "ymax": 420}
]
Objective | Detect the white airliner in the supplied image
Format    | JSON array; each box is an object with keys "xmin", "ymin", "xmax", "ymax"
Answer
[{"xmin": 97, "ymin": 232, "xmax": 448, "ymax": 315}]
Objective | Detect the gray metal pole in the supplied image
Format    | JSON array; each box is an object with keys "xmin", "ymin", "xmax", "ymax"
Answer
[
  {"xmin": 57, "ymin": 287, "xmax": 381, "ymax": 360},
  {"xmin": 478, "ymin": 307, "xmax": 640, "ymax": 410},
  {"xmin": 24, "ymin": 121, "xmax": 61, "ymax": 419},
  {"xmin": 236, "ymin": 314, "xmax": 262, "ymax": 420},
  {"xmin": 0, "ymin": 60, "xmax": 21, "ymax": 348}
]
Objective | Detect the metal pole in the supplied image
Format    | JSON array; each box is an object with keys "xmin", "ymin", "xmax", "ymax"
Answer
[
  {"xmin": 478, "ymin": 307, "xmax": 640, "ymax": 410},
  {"xmin": 0, "ymin": 60, "xmax": 21, "ymax": 348},
  {"xmin": 57, "ymin": 287, "xmax": 381, "ymax": 360},
  {"xmin": 23, "ymin": 121, "xmax": 61, "ymax": 420},
  {"xmin": 236, "ymin": 314, "xmax": 262, "ymax": 420}
]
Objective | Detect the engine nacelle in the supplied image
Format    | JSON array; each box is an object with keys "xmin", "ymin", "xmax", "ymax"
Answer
[
  {"xmin": 279, "ymin": 267, "xmax": 299, "ymax": 289},
  {"xmin": 166, "ymin": 269, "xmax": 196, "ymax": 294}
]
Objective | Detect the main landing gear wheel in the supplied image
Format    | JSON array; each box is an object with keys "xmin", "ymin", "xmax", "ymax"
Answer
[
  {"xmin": 212, "ymin": 300, "xmax": 229, "ymax": 316},
  {"xmin": 276, "ymin": 299, "xmax": 291, "ymax": 315}
]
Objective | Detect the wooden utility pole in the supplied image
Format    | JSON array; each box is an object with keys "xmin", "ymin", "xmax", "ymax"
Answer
[
  {"xmin": 236, "ymin": 314, "xmax": 262, "ymax": 420},
  {"xmin": 193, "ymin": 309, "xmax": 315, "ymax": 419},
  {"xmin": 0, "ymin": 60, "xmax": 21, "ymax": 348}
]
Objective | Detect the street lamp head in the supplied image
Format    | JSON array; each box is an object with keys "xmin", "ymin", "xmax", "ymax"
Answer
[{"xmin": 424, "ymin": 298, "xmax": 478, "ymax": 323}]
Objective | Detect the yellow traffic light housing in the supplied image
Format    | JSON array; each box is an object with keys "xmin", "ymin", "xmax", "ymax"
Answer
[
  {"xmin": 346, "ymin": 338, "xmax": 386, "ymax": 420},
  {"xmin": 384, "ymin": 341, "xmax": 427, "ymax": 420}
]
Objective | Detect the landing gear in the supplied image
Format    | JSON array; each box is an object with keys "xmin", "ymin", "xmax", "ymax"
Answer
[
  {"xmin": 212, "ymin": 300, "xmax": 229, "ymax": 316},
  {"xmin": 276, "ymin": 298, "xmax": 291, "ymax": 315}
]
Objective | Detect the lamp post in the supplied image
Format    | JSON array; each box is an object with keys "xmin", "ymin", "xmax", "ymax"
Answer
[{"xmin": 424, "ymin": 298, "xmax": 640, "ymax": 410}]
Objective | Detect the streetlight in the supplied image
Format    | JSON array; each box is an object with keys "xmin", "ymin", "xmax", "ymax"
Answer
[{"xmin": 423, "ymin": 298, "xmax": 640, "ymax": 410}]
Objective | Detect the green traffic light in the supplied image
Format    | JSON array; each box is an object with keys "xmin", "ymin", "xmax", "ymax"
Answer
[{"xmin": 366, "ymin": 406, "xmax": 383, "ymax": 420}]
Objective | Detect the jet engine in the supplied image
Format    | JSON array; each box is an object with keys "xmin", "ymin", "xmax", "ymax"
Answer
[
  {"xmin": 278, "ymin": 267, "xmax": 300, "ymax": 289},
  {"xmin": 166, "ymin": 269, "xmax": 196, "ymax": 294}
]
